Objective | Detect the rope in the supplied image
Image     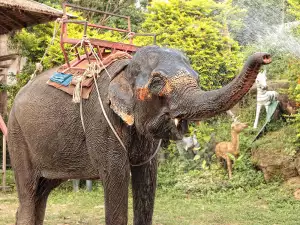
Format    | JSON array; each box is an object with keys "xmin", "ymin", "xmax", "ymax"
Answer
[
  {"xmin": 92, "ymin": 64, "xmax": 162, "ymax": 166},
  {"xmin": 131, "ymin": 139, "xmax": 162, "ymax": 167},
  {"xmin": 31, "ymin": 19, "xmax": 60, "ymax": 80},
  {"xmin": 86, "ymin": 40, "xmax": 111, "ymax": 79},
  {"xmin": 69, "ymin": 35, "xmax": 161, "ymax": 166},
  {"xmin": 80, "ymin": 94, "xmax": 86, "ymax": 133},
  {"xmin": 91, "ymin": 65, "xmax": 128, "ymax": 152}
]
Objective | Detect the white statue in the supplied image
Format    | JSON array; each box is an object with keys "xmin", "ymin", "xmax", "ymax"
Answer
[
  {"xmin": 176, "ymin": 132, "xmax": 199, "ymax": 153},
  {"xmin": 253, "ymin": 69, "xmax": 278, "ymax": 128}
]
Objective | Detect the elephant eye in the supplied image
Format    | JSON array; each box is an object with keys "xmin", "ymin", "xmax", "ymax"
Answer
[{"xmin": 148, "ymin": 75, "xmax": 166, "ymax": 95}]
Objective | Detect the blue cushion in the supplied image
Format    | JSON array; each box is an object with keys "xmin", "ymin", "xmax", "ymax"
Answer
[{"xmin": 50, "ymin": 72, "xmax": 73, "ymax": 86}]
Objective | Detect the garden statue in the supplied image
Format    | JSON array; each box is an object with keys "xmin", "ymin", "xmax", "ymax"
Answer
[
  {"xmin": 176, "ymin": 129, "xmax": 216, "ymax": 167},
  {"xmin": 253, "ymin": 69, "xmax": 278, "ymax": 128},
  {"xmin": 8, "ymin": 46, "xmax": 271, "ymax": 225},
  {"xmin": 176, "ymin": 131, "xmax": 200, "ymax": 158},
  {"xmin": 215, "ymin": 119, "xmax": 248, "ymax": 179}
]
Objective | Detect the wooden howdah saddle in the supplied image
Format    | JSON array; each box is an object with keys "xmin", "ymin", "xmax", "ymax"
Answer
[
  {"xmin": 47, "ymin": 51, "xmax": 132, "ymax": 100},
  {"xmin": 46, "ymin": 3, "xmax": 157, "ymax": 101}
]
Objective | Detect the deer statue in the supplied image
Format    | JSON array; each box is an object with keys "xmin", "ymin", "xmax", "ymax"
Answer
[
  {"xmin": 215, "ymin": 116, "xmax": 248, "ymax": 179},
  {"xmin": 253, "ymin": 69, "xmax": 278, "ymax": 128}
]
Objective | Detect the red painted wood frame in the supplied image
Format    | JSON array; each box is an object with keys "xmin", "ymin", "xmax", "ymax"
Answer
[{"xmin": 60, "ymin": 3, "xmax": 139, "ymax": 69}]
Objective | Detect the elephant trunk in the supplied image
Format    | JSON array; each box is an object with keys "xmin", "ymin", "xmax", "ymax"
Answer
[{"xmin": 173, "ymin": 52, "xmax": 272, "ymax": 120}]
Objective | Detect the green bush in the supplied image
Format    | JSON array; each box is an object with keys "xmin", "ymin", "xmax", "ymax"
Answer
[
  {"xmin": 157, "ymin": 155, "xmax": 266, "ymax": 196},
  {"xmin": 158, "ymin": 94, "xmax": 300, "ymax": 195},
  {"xmin": 158, "ymin": 107, "xmax": 267, "ymax": 195},
  {"xmin": 140, "ymin": 0, "xmax": 243, "ymax": 90}
]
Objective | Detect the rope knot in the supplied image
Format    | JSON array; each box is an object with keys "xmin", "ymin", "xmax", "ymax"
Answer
[{"xmin": 72, "ymin": 76, "xmax": 83, "ymax": 103}]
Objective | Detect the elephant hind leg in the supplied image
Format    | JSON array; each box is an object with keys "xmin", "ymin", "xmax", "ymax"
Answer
[
  {"xmin": 14, "ymin": 168, "xmax": 39, "ymax": 225},
  {"xmin": 8, "ymin": 120, "xmax": 62, "ymax": 225},
  {"xmin": 14, "ymin": 173, "xmax": 63, "ymax": 225},
  {"xmin": 35, "ymin": 177, "xmax": 64, "ymax": 225},
  {"xmin": 9, "ymin": 134, "xmax": 38, "ymax": 224}
]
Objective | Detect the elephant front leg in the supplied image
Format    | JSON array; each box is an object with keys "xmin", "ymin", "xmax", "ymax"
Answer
[
  {"xmin": 131, "ymin": 158, "xmax": 158, "ymax": 225},
  {"xmin": 102, "ymin": 160, "xmax": 130, "ymax": 225}
]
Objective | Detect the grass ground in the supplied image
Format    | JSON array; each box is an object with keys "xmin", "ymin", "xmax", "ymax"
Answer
[{"xmin": 1, "ymin": 182, "xmax": 300, "ymax": 225}]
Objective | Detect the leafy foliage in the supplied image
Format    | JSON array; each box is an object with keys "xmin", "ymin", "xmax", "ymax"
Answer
[
  {"xmin": 287, "ymin": 0, "xmax": 300, "ymax": 22},
  {"xmin": 284, "ymin": 0, "xmax": 300, "ymax": 146},
  {"xmin": 285, "ymin": 58, "xmax": 300, "ymax": 147},
  {"xmin": 67, "ymin": 0, "xmax": 146, "ymax": 32},
  {"xmin": 140, "ymin": 0, "xmax": 243, "ymax": 90},
  {"xmin": 159, "ymin": 93, "xmax": 299, "ymax": 194},
  {"xmin": 232, "ymin": 0, "xmax": 300, "ymax": 147}
]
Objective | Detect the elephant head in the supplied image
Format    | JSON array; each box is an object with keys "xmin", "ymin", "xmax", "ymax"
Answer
[{"xmin": 108, "ymin": 46, "xmax": 271, "ymax": 140}]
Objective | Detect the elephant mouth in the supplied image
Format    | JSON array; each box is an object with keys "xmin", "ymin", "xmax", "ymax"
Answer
[
  {"xmin": 150, "ymin": 116, "xmax": 188, "ymax": 140},
  {"xmin": 170, "ymin": 117, "xmax": 188, "ymax": 140}
]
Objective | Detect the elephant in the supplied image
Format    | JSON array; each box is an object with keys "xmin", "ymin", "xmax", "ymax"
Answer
[{"xmin": 7, "ymin": 45, "xmax": 271, "ymax": 225}]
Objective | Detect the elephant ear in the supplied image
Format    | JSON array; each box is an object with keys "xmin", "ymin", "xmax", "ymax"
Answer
[{"xmin": 108, "ymin": 72, "xmax": 135, "ymax": 126}]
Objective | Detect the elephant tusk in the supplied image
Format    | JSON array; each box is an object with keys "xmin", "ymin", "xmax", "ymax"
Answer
[{"xmin": 174, "ymin": 118, "xmax": 180, "ymax": 127}]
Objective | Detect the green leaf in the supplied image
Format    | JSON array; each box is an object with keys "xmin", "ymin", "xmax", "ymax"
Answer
[
  {"xmin": 193, "ymin": 155, "xmax": 201, "ymax": 161},
  {"xmin": 227, "ymin": 153, "xmax": 236, "ymax": 161},
  {"xmin": 201, "ymin": 160, "xmax": 207, "ymax": 169}
]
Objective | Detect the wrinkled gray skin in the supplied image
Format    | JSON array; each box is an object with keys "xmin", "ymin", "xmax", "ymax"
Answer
[{"xmin": 8, "ymin": 46, "xmax": 271, "ymax": 225}]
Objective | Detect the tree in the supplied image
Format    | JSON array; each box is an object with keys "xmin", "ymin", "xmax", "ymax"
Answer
[
  {"xmin": 140, "ymin": 0, "xmax": 243, "ymax": 90},
  {"xmin": 68, "ymin": 0, "xmax": 146, "ymax": 30},
  {"xmin": 213, "ymin": 0, "xmax": 246, "ymax": 43},
  {"xmin": 286, "ymin": 0, "xmax": 300, "ymax": 36},
  {"xmin": 36, "ymin": 0, "xmax": 146, "ymax": 32}
]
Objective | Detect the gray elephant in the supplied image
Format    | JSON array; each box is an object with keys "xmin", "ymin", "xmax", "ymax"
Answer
[{"xmin": 7, "ymin": 46, "xmax": 271, "ymax": 225}]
